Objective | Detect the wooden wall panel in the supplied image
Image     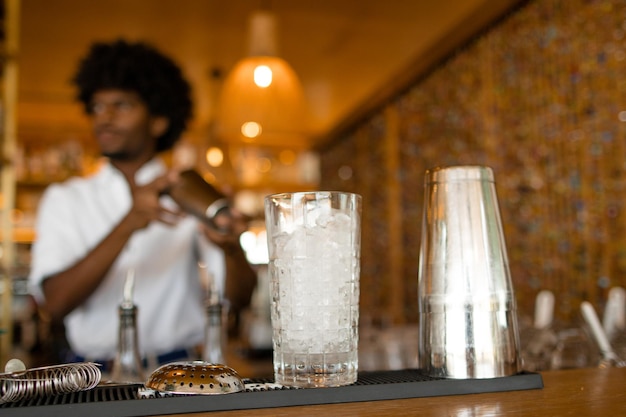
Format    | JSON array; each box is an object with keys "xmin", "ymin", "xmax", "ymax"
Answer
[{"xmin": 321, "ymin": 0, "xmax": 626, "ymax": 324}]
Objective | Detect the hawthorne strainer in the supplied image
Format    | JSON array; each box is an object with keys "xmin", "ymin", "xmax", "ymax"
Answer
[
  {"xmin": 0, "ymin": 361, "xmax": 102, "ymax": 404},
  {"xmin": 145, "ymin": 361, "xmax": 244, "ymax": 395}
]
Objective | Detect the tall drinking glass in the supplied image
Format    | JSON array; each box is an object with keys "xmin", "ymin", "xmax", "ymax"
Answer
[{"xmin": 265, "ymin": 191, "xmax": 361, "ymax": 388}]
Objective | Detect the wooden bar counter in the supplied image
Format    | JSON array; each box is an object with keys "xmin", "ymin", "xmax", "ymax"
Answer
[{"xmin": 163, "ymin": 367, "xmax": 625, "ymax": 417}]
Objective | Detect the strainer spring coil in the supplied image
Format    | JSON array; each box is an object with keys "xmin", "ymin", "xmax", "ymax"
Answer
[{"xmin": 0, "ymin": 362, "xmax": 102, "ymax": 404}]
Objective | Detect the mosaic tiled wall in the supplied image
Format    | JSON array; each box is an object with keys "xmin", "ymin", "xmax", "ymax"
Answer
[{"xmin": 320, "ymin": 0, "xmax": 626, "ymax": 323}]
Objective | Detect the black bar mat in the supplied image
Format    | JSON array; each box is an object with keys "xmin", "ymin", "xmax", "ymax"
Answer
[{"xmin": 0, "ymin": 369, "xmax": 543, "ymax": 416}]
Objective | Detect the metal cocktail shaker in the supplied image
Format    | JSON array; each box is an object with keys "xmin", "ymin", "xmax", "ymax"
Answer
[
  {"xmin": 417, "ymin": 165, "xmax": 521, "ymax": 378},
  {"xmin": 167, "ymin": 169, "xmax": 230, "ymax": 232}
]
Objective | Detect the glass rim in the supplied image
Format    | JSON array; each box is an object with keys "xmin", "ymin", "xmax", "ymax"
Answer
[
  {"xmin": 425, "ymin": 165, "xmax": 494, "ymax": 184},
  {"xmin": 264, "ymin": 190, "xmax": 362, "ymax": 201}
]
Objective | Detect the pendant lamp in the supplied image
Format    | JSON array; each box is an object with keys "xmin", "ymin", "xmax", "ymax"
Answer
[{"xmin": 214, "ymin": 10, "xmax": 309, "ymax": 147}]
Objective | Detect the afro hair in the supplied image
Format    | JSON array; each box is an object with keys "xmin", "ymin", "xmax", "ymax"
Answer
[{"xmin": 72, "ymin": 39, "xmax": 193, "ymax": 152}]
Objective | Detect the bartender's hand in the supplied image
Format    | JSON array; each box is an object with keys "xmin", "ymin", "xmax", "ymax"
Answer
[
  {"xmin": 126, "ymin": 173, "xmax": 184, "ymax": 230},
  {"xmin": 202, "ymin": 207, "xmax": 257, "ymax": 318},
  {"xmin": 200, "ymin": 208, "xmax": 249, "ymax": 251}
]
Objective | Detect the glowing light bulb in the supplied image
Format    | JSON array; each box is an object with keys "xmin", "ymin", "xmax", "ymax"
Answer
[
  {"xmin": 241, "ymin": 121, "xmax": 262, "ymax": 138},
  {"xmin": 206, "ymin": 147, "xmax": 224, "ymax": 167},
  {"xmin": 254, "ymin": 65, "xmax": 273, "ymax": 87}
]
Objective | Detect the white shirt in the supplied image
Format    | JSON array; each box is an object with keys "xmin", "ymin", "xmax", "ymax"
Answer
[{"xmin": 29, "ymin": 159, "xmax": 226, "ymax": 359}]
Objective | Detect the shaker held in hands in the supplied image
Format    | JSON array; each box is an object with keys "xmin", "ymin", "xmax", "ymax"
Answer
[
  {"xmin": 418, "ymin": 166, "xmax": 522, "ymax": 378},
  {"xmin": 265, "ymin": 191, "xmax": 361, "ymax": 388},
  {"xmin": 168, "ymin": 169, "xmax": 231, "ymax": 232}
]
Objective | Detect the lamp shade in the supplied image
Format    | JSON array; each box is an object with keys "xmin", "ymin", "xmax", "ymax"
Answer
[
  {"xmin": 214, "ymin": 10, "xmax": 310, "ymax": 147},
  {"xmin": 215, "ymin": 56, "xmax": 309, "ymax": 147}
]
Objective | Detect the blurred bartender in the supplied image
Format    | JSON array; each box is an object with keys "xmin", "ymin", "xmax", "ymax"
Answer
[{"xmin": 28, "ymin": 39, "xmax": 257, "ymax": 366}]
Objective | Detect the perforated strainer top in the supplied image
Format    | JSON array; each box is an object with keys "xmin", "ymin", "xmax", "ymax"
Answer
[{"xmin": 145, "ymin": 361, "xmax": 244, "ymax": 395}]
